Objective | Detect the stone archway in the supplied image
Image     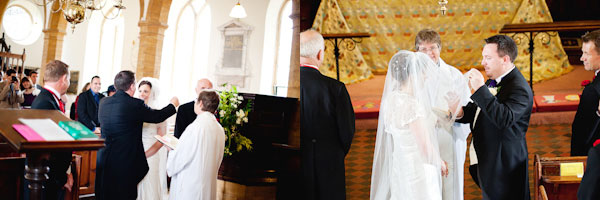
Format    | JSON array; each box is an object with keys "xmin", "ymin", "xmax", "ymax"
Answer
[{"xmin": 135, "ymin": 0, "xmax": 172, "ymax": 79}]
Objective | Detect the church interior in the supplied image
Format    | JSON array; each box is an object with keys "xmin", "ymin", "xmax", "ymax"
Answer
[
  {"xmin": 300, "ymin": 0, "xmax": 599, "ymax": 199},
  {"xmin": 0, "ymin": 0, "xmax": 301, "ymax": 199}
]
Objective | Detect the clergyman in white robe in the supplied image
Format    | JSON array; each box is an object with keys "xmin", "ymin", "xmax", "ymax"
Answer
[
  {"xmin": 433, "ymin": 58, "xmax": 472, "ymax": 200},
  {"xmin": 166, "ymin": 111, "xmax": 225, "ymax": 200}
]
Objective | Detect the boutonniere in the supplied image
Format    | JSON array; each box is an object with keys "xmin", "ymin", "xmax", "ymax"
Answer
[
  {"xmin": 581, "ymin": 80, "xmax": 591, "ymax": 88},
  {"xmin": 489, "ymin": 86, "xmax": 501, "ymax": 96}
]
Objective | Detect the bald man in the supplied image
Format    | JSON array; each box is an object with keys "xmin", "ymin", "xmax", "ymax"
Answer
[
  {"xmin": 300, "ymin": 30, "xmax": 355, "ymax": 200},
  {"xmin": 174, "ymin": 79, "xmax": 214, "ymax": 138}
]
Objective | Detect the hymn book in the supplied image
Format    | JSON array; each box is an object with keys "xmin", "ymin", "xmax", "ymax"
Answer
[
  {"xmin": 155, "ymin": 134, "xmax": 179, "ymax": 149},
  {"xmin": 58, "ymin": 121, "xmax": 99, "ymax": 140},
  {"xmin": 18, "ymin": 118, "xmax": 74, "ymax": 141}
]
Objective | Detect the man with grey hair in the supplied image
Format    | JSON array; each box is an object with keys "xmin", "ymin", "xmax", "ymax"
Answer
[
  {"xmin": 174, "ymin": 78, "xmax": 214, "ymax": 138},
  {"xmin": 415, "ymin": 29, "xmax": 471, "ymax": 200},
  {"xmin": 300, "ymin": 29, "xmax": 355, "ymax": 200}
]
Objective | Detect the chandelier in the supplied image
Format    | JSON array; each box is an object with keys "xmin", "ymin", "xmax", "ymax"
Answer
[{"xmin": 36, "ymin": 0, "xmax": 126, "ymax": 32}]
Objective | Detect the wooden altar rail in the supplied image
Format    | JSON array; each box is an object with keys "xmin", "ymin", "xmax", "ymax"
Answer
[
  {"xmin": 500, "ymin": 20, "xmax": 600, "ymax": 33},
  {"xmin": 322, "ymin": 33, "xmax": 371, "ymax": 81},
  {"xmin": 533, "ymin": 154, "xmax": 588, "ymax": 200},
  {"xmin": 500, "ymin": 20, "xmax": 600, "ymax": 94}
]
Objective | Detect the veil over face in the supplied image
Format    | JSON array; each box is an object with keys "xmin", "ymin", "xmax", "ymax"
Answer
[
  {"xmin": 134, "ymin": 77, "xmax": 167, "ymax": 109},
  {"xmin": 370, "ymin": 50, "xmax": 462, "ymax": 199}
]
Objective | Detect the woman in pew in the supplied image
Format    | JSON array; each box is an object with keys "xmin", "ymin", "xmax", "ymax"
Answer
[
  {"xmin": 166, "ymin": 91, "xmax": 225, "ymax": 200},
  {"xmin": 135, "ymin": 77, "xmax": 169, "ymax": 200}
]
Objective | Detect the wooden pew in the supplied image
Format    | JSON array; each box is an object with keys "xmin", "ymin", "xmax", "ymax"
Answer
[{"xmin": 533, "ymin": 154, "xmax": 588, "ymax": 200}]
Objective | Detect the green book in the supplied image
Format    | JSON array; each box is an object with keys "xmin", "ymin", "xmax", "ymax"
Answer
[{"xmin": 58, "ymin": 121, "xmax": 99, "ymax": 140}]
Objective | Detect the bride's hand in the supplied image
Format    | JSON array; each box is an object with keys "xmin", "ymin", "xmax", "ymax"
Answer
[{"xmin": 441, "ymin": 161, "xmax": 449, "ymax": 177}]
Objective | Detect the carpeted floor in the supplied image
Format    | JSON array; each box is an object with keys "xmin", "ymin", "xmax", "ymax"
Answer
[
  {"xmin": 345, "ymin": 123, "xmax": 572, "ymax": 200},
  {"xmin": 344, "ymin": 65, "xmax": 589, "ymax": 199}
]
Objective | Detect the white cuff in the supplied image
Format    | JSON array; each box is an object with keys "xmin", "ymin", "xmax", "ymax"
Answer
[{"xmin": 596, "ymin": 110, "xmax": 600, "ymax": 117}]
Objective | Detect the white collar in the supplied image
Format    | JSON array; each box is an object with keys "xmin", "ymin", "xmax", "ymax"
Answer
[
  {"xmin": 595, "ymin": 69, "xmax": 599, "ymax": 77},
  {"xmin": 494, "ymin": 65, "xmax": 515, "ymax": 85},
  {"xmin": 301, "ymin": 64, "xmax": 319, "ymax": 70},
  {"xmin": 44, "ymin": 85, "xmax": 62, "ymax": 104}
]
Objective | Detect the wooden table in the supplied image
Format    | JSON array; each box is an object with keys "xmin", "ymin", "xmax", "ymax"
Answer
[{"xmin": 0, "ymin": 109, "xmax": 104, "ymax": 200}]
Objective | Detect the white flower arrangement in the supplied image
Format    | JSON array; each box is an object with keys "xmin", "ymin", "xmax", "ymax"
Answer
[{"xmin": 217, "ymin": 84, "xmax": 253, "ymax": 156}]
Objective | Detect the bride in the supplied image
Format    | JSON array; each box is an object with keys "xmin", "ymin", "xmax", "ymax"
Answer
[
  {"xmin": 370, "ymin": 51, "xmax": 461, "ymax": 200},
  {"xmin": 135, "ymin": 77, "xmax": 168, "ymax": 200}
]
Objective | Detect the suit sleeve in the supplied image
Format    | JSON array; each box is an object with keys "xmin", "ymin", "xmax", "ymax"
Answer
[
  {"xmin": 174, "ymin": 108, "xmax": 185, "ymax": 138},
  {"xmin": 141, "ymin": 103, "xmax": 177, "ymax": 123},
  {"xmin": 77, "ymin": 94, "xmax": 96, "ymax": 130},
  {"xmin": 335, "ymin": 84, "xmax": 355, "ymax": 155},
  {"xmin": 471, "ymin": 84, "xmax": 531, "ymax": 131},
  {"xmin": 578, "ymin": 146, "xmax": 600, "ymax": 200},
  {"xmin": 48, "ymin": 152, "xmax": 73, "ymax": 186},
  {"xmin": 0, "ymin": 83, "xmax": 10, "ymax": 101},
  {"xmin": 456, "ymin": 102, "xmax": 477, "ymax": 124}
]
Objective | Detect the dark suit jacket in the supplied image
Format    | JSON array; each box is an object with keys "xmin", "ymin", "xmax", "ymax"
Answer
[
  {"xmin": 77, "ymin": 89, "xmax": 105, "ymax": 130},
  {"xmin": 457, "ymin": 68, "xmax": 532, "ymax": 200},
  {"xmin": 578, "ymin": 144, "xmax": 600, "ymax": 200},
  {"xmin": 571, "ymin": 77, "xmax": 600, "ymax": 156},
  {"xmin": 174, "ymin": 101, "xmax": 196, "ymax": 138},
  {"xmin": 95, "ymin": 90, "xmax": 176, "ymax": 200},
  {"xmin": 300, "ymin": 66, "xmax": 355, "ymax": 200},
  {"xmin": 30, "ymin": 88, "xmax": 72, "ymax": 200}
]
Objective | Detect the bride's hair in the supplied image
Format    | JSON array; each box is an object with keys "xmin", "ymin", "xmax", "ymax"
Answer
[
  {"xmin": 389, "ymin": 53, "xmax": 410, "ymax": 84},
  {"xmin": 138, "ymin": 80, "xmax": 152, "ymax": 90}
]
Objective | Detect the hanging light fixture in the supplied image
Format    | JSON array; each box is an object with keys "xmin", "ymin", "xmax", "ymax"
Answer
[
  {"xmin": 229, "ymin": 1, "xmax": 247, "ymax": 19},
  {"xmin": 36, "ymin": 0, "xmax": 126, "ymax": 32},
  {"xmin": 439, "ymin": 0, "xmax": 448, "ymax": 16}
]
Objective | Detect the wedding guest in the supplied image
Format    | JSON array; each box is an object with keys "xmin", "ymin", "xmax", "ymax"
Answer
[
  {"xmin": 19, "ymin": 77, "xmax": 39, "ymax": 108},
  {"xmin": 77, "ymin": 76, "xmax": 105, "ymax": 132},
  {"xmin": 174, "ymin": 78, "xmax": 213, "ymax": 138},
  {"xmin": 300, "ymin": 30, "xmax": 355, "ymax": 200},
  {"xmin": 578, "ymin": 139, "xmax": 600, "ymax": 199},
  {"xmin": 70, "ymin": 82, "xmax": 91, "ymax": 120},
  {"xmin": 0, "ymin": 69, "xmax": 24, "ymax": 109},
  {"xmin": 31, "ymin": 60, "xmax": 74, "ymax": 199},
  {"xmin": 95, "ymin": 70, "xmax": 179, "ymax": 200},
  {"xmin": 29, "ymin": 71, "xmax": 42, "ymax": 90},
  {"xmin": 571, "ymin": 29, "xmax": 600, "ymax": 156},
  {"xmin": 106, "ymin": 85, "xmax": 116, "ymax": 96},
  {"xmin": 167, "ymin": 91, "xmax": 224, "ymax": 200}
]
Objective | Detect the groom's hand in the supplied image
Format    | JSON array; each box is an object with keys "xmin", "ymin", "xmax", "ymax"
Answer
[
  {"xmin": 467, "ymin": 69, "xmax": 485, "ymax": 90},
  {"xmin": 170, "ymin": 97, "xmax": 180, "ymax": 108}
]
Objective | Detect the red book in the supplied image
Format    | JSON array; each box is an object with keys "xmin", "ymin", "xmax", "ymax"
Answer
[{"xmin": 12, "ymin": 124, "xmax": 45, "ymax": 141}]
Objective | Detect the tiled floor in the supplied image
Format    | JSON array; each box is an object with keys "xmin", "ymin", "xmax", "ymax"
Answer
[{"xmin": 345, "ymin": 123, "xmax": 572, "ymax": 200}]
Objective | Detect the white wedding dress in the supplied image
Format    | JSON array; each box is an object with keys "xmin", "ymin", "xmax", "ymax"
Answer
[
  {"xmin": 371, "ymin": 51, "xmax": 451, "ymax": 200},
  {"xmin": 385, "ymin": 92, "xmax": 442, "ymax": 200},
  {"xmin": 136, "ymin": 77, "xmax": 168, "ymax": 200}
]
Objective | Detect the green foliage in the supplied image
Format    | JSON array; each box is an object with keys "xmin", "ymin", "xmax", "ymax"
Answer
[{"xmin": 218, "ymin": 83, "xmax": 253, "ymax": 156}]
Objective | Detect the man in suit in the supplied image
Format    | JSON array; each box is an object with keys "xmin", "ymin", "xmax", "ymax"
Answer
[
  {"xmin": 30, "ymin": 60, "xmax": 74, "ymax": 199},
  {"xmin": 571, "ymin": 30, "xmax": 600, "ymax": 156},
  {"xmin": 29, "ymin": 71, "xmax": 43, "ymax": 90},
  {"xmin": 174, "ymin": 78, "xmax": 213, "ymax": 138},
  {"xmin": 578, "ymin": 139, "xmax": 600, "ymax": 200},
  {"xmin": 457, "ymin": 35, "xmax": 533, "ymax": 199},
  {"xmin": 77, "ymin": 75, "xmax": 105, "ymax": 132},
  {"xmin": 95, "ymin": 70, "xmax": 179, "ymax": 200},
  {"xmin": 300, "ymin": 30, "xmax": 355, "ymax": 200}
]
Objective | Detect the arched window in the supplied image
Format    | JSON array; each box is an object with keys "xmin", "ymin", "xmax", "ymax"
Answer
[
  {"xmin": 259, "ymin": 0, "xmax": 293, "ymax": 97},
  {"xmin": 82, "ymin": 8, "xmax": 125, "ymax": 92},
  {"xmin": 160, "ymin": 0, "xmax": 211, "ymax": 102},
  {"xmin": 1, "ymin": 1, "xmax": 43, "ymax": 45}
]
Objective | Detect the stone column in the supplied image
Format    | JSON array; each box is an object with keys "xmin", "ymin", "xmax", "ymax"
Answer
[
  {"xmin": 287, "ymin": 0, "xmax": 301, "ymax": 147},
  {"xmin": 135, "ymin": 21, "xmax": 168, "ymax": 79},
  {"xmin": 40, "ymin": 28, "xmax": 66, "ymax": 84}
]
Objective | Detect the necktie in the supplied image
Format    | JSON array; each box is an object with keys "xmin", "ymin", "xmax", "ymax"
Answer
[
  {"xmin": 48, "ymin": 89, "xmax": 65, "ymax": 113},
  {"xmin": 488, "ymin": 79, "xmax": 497, "ymax": 87}
]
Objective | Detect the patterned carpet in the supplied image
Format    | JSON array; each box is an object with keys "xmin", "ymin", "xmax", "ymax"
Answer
[{"xmin": 345, "ymin": 123, "xmax": 572, "ymax": 200}]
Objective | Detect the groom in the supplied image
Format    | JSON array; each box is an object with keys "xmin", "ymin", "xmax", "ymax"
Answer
[{"xmin": 457, "ymin": 35, "xmax": 532, "ymax": 199}]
